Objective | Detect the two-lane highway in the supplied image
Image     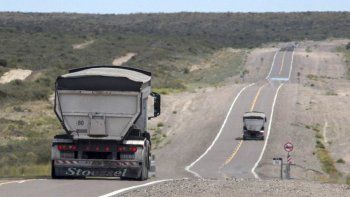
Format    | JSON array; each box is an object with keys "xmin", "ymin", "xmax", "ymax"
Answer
[
  {"xmin": 0, "ymin": 46, "xmax": 295, "ymax": 197},
  {"xmin": 187, "ymin": 46, "xmax": 295, "ymax": 179}
]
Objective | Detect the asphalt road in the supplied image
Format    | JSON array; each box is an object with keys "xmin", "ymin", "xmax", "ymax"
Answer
[
  {"xmin": 189, "ymin": 46, "xmax": 295, "ymax": 179},
  {"xmin": 0, "ymin": 46, "xmax": 295, "ymax": 196}
]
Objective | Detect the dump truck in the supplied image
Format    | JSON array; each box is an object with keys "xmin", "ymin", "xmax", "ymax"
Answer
[
  {"xmin": 242, "ymin": 111, "xmax": 266, "ymax": 140},
  {"xmin": 51, "ymin": 66, "xmax": 160, "ymax": 180}
]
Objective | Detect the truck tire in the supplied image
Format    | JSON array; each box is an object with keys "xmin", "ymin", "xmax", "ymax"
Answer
[
  {"xmin": 138, "ymin": 147, "xmax": 149, "ymax": 181},
  {"xmin": 51, "ymin": 161, "xmax": 61, "ymax": 179}
]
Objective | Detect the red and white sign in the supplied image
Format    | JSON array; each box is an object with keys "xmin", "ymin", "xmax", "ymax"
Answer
[{"xmin": 284, "ymin": 142, "xmax": 293, "ymax": 152}]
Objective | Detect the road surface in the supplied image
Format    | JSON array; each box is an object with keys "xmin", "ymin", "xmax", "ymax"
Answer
[
  {"xmin": 0, "ymin": 46, "xmax": 295, "ymax": 196},
  {"xmin": 188, "ymin": 46, "xmax": 295, "ymax": 179}
]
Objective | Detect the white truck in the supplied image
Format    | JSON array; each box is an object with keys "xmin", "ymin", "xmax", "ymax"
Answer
[
  {"xmin": 242, "ymin": 111, "xmax": 266, "ymax": 140},
  {"xmin": 51, "ymin": 66, "xmax": 160, "ymax": 180}
]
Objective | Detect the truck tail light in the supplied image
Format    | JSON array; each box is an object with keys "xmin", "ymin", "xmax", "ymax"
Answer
[
  {"xmin": 57, "ymin": 144, "xmax": 77, "ymax": 151},
  {"xmin": 117, "ymin": 146, "xmax": 138, "ymax": 153}
]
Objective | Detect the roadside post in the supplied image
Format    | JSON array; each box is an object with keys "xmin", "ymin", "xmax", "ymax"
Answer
[
  {"xmin": 284, "ymin": 142, "xmax": 294, "ymax": 179},
  {"xmin": 273, "ymin": 157, "xmax": 283, "ymax": 179}
]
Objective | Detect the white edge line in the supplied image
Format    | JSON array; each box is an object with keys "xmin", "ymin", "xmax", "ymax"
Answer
[
  {"xmin": 0, "ymin": 180, "xmax": 21, "ymax": 186},
  {"xmin": 251, "ymin": 83, "xmax": 284, "ymax": 179},
  {"xmin": 266, "ymin": 50, "xmax": 279, "ymax": 79},
  {"xmin": 0, "ymin": 179, "xmax": 35, "ymax": 186},
  {"xmin": 185, "ymin": 83, "xmax": 255, "ymax": 178},
  {"xmin": 287, "ymin": 49, "xmax": 295, "ymax": 80},
  {"xmin": 98, "ymin": 179, "xmax": 173, "ymax": 197}
]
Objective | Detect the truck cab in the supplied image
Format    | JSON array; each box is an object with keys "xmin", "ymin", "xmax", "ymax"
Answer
[{"xmin": 242, "ymin": 112, "xmax": 266, "ymax": 140}]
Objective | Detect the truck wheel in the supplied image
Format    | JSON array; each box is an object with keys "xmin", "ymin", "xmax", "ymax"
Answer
[
  {"xmin": 51, "ymin": 161, "xmax": 60, "ymax": 179},
  {"xmin": 138, "ymin": 148, "xmax": 149, "ymax": 181},
  {"xmin": 138, "ymin": 161, "xmax": 148, "ymax": 181}
]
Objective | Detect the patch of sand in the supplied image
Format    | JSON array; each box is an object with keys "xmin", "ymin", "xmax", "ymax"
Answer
[
  {"xmin": 112, "ymin": 53, "xmax": 137, "ymax": 66},
  {"xmin": 0, "ymin": 69, "xmax": 32, "ymax": 84},
  {"xmin": 72, "ymin": 40, "xmax": 95, "ymax": 49}
]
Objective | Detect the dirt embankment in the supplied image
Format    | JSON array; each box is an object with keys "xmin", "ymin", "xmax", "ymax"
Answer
[{"xmin": 257, "ymin": 39, "xmax": 350, "ymax": 181}]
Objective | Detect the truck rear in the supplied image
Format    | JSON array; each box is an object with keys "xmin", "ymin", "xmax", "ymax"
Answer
[
  {"xmin": 51, "ymin": 66, "xmax": 160, "ymax": 180},
  {"xmin": 242, "ymin": 111, "xmax": 266, "ymax": 140}
]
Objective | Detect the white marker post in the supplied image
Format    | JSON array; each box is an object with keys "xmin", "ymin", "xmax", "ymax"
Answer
[
  {"xmin": 284, "ymin": 142, "xmax": 293, "ymax": 179},
  {"xmin": 273, "ymin": 157, "xmax": 283, "ymax": 179}
]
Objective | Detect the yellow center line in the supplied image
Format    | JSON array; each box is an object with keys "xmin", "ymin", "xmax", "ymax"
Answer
[
  {"xmin": 279, "ymin": 51, "xmax": 286, "ymax": 75},
  {"xmin": 224, "ymin": 140, "xmax": 243, "ymax": 165},
  {"xmin": 249, "ymin": 84, "xmax": 266, "ymax": 111},
  {"xmin": 222, "ymin": 84, "xmax": 266, "ymax": 167}
]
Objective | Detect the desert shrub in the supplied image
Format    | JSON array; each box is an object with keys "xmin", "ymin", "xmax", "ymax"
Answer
[
  {"xmin": 0, "ymin": 59, "xmax": 7, "ymax": 67},
  {"xmin": 346, "ymin": 42, "xmax": 350, "ymax": 50},
  {"xmin": 0, "ymin": 78, "xmax": 52, "ymax": 102},
  {"xmin": 336, "ymin": 158, "xmax": 345, "ymax": 164}
]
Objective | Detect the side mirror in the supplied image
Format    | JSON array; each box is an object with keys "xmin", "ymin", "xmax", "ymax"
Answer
[
  {"xmin": 149, "ymin": 92, "xmax": 161, "ymax": 119},
  {"xmin": 265, "ymin": 117, "xmax": 267, "ymax": 122}
]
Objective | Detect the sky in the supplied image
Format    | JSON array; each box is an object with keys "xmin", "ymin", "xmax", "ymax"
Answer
[{"xmin": 0, "ymin": 0, "xmax": 349, "ymax": 14}]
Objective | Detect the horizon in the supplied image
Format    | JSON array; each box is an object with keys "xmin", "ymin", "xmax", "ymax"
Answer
[{"xmin": 0, "ymin": 0, "xmax": 349, "ymax": 14}]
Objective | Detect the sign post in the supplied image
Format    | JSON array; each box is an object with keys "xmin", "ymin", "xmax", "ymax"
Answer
[{"xmin": 284, "ymin": 142, "xmax": 294, "ymax": 179}]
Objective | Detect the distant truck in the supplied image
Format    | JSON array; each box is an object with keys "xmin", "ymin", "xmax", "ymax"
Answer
[
  {"xmin": 242, "ymin": 112, "xmax": 266, "ymax": 140},
  {"xmin": 51, "ymin": 66, "xmax": 160, "ymax": 180}
]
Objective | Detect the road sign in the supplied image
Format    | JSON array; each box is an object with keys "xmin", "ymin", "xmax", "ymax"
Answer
[
  {"xmin": 273, "ymin": 157, "xmax": 282, "ymax": 165},
  {"xmin": 284, "ymin": 142, "xmax": 293, "ymax": 152}
]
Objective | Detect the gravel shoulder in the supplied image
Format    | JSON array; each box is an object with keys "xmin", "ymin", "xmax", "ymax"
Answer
[{"xmin": 120, "ymin": 179, "xmax": 350, "ymax": 197}]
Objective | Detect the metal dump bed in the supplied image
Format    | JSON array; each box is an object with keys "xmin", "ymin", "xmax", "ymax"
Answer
[
  {"xmin": 54, "ymin": 66, "xmax": 151, "ymax": 140},
  {"xmin": 243, "ymin": 111, "xmax": 266, "ymax": 119}
]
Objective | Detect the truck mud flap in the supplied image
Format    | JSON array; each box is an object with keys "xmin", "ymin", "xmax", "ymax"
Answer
[
  {"xmin": 53, "ymin": 159, "xmax": 141, "ymax": 178},
  {"xmin": 54, "ymin": 166, "xmax": 140, "ymax": 178}
]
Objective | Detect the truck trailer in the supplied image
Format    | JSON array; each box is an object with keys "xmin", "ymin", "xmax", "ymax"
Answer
[
  {"xmin": 51, "ymin": 66, "xmax": 160, "ymax": 180},
  {"xmin": 242, "ymin": 111, "xmax": 266, "ymax": 140}
]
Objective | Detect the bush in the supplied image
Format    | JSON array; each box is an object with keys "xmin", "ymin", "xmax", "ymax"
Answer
[
  {"xmin": 0, "ymin": 77, "xmax": 52, "ymax": 102},
  {"xmin": 346, "ymin": 42, "xmax": 350, "ymax": 50},
  {"xmin": 0, "ymin": 59, "xmax": 7, "ymax": 67}
]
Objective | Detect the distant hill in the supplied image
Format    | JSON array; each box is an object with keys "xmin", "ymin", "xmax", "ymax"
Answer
[
  {"xmin": 1, "ymin": 12, "xmax": 349, "ymax": 46},
  {"xmin": 0, "ymin": 12, "xmax": 349, "ymax": 93}
]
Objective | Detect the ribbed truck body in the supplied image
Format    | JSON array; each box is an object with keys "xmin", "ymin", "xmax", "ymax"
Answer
[{"xmin": 51, "ymin": 66, "xmax": 160, "ymax": 180}]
